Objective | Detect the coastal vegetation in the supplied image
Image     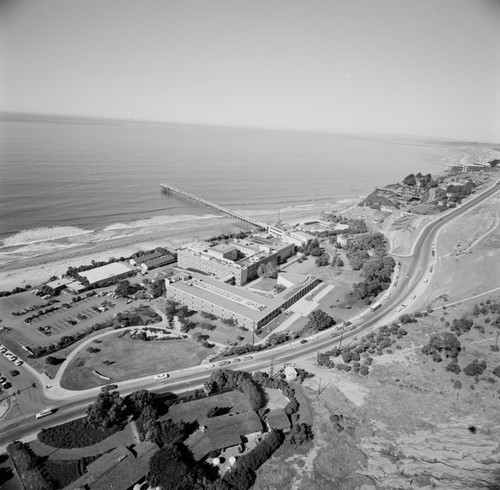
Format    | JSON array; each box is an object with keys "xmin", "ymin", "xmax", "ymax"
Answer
[{"xmin": 343, "ymin": 233, "xmax": 395, "ymax": 304}]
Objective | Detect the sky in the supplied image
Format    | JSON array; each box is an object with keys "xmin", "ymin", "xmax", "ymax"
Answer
[{"xmin": 1, "ymin": 0, "xmax": 499, "ymax": 142}]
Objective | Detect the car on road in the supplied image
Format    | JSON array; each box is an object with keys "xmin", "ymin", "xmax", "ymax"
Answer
[
  {"xmin": 310, "ymin": 335, "xmax": 319, "ymax": 340},
  {"xmin": 401, "ymin": 304, "xmax": 407, "ymax": 309},
  {"xmin": 423, "ymin": 278, "xmax": 429, "ymax": 283},
  {"xmin": 243, "ymin": 356, "xmax": 253, "ymax": 361},
  {"xmin": 406, "ymin": 274, "xmax": 410, "ymax": 279},
  {"xmin": 14, "ymin": 359, "xmax": 23, "ymax": 366},
  {"xmin": 300, "ymin": 339, "xmax": 308, "ymax": 344},
  {"xmin": 232, "ymin": 358, "xmax": 241, "ymax": 364},
  {"xmin": 101, "ymin": 384, "xmax": 118, "ymax": 392},
  {"xmin": 343, "ymin": 321, "xmax": 352, "ymax": 327},
  {"xmin": 383, "ymin": 293, "xmax": 391, "ymax": 300},
  {"xmin": 204, "ymin": 363, "xmax": 216, "ymax": 370},
  {"xmin": 395, "ymin": 306, "xmax": 403, "ymax": 312},
  {"xmin": 411, "ymin": 295, "xmax": 417, "ymax": 300},
  {"xmin": 153, "ymin": 373, "xmax": 169, "ymax": 380},
  {"xmin": 357, "ymin": 313, "xmax": 365, "ymax": 319},
  {"xmin": 218, "ymin": 360, "xmax": 231, "ymax": 366}
]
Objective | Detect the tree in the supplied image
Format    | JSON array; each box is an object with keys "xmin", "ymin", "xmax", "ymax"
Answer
[
  {"xmin": 315, "ymin": 254, "xmax": 329, "ymax": 267},
  {"xmin": 45, "ymin": 355, "xmax": 61, "ymax": 365},
  {"xmin": 147, "ymin": 443, "xmax": 206, "ymax": 490},
  {"xmin": 287, "ymin": 423, "xmax": 313, "ymax": 446},
  {"xmin": 87, "ymin": 391, "xmax": 125, "ymax": 429},
  {"xmin": 464, "ymin": 359, "xmax": 487, "ymax": 376},
  {"xmin": 115, "ymin": 279, "xmax": 140, "ymax": 298},
  {"xmin": 306, "ymin": 309, "xmax": 335, "ymax": 332}
]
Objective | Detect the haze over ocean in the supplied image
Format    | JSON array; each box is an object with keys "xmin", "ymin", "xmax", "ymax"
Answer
[{"xmin": 0, "ymin": 113, "xmax": 450, "ymax": 245}]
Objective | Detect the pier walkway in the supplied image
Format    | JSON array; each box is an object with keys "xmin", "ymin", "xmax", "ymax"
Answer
[{"xmin": 161, "ymin": 184, "xmax": 267, "ymax": 230}]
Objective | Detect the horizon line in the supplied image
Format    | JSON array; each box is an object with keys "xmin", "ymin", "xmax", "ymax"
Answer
[{"xmin": 0, "ymin": 110, "xmax": 497, "ymax": 146}]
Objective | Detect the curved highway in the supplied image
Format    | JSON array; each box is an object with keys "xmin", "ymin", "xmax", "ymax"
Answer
[{"xmin": 1, "ymin": 179, "xmax": 498, "ymax": 447}]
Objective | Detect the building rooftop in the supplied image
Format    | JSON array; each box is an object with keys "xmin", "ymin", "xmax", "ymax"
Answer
[
  {"xmin": 185, "ymin": 411, "xmax": 263, "ymax": 461},
  {"xmin": 212, "ymin": 243, "xmax": 237, "ymax": 253},
  {"xmin": 65, "ymin": 442, "xmax": 159, "ymax": 490},
  {"xmin": 266, "ymin": 409, "xmax": 291, "ymax": 431},
  {"xmin": 277, "ymin": 272, "xmax": 308, "ymax": 286},
  {"xmin": 79, "ymin": 262, "xmax": 133, "ymax": 285},
  {"xmin": 166, "ymin": 272, "xmax": 319, "ymax": 322}
]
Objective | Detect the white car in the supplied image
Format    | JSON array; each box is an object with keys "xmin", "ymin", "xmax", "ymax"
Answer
[
  {"xmin": 357, "ymin": 313, "xmax": 365, "ymax": 319},
  {"xmin": 15, "ymin": 359, "xmax": 23, "ymax": 366},
  {"xmin": 395, "ymin": 306, "xmax": 403, "ymax": 313},
  {"xmin": 384, "ymin": 293, "xmax": 391, "ymax": 300},
  {"xmin": 423, "ymin": 278, "xmax": 429, "ymax": 283},
  {"xmin": 310, "ymin": 335, "xmax": 319, "ymax": 340}
]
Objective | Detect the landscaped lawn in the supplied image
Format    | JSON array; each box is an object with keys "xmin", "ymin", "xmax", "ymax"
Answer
[
  {"xmin": 165, "ymin": 390, "xmax": 252, "ymax": 424},
  {"xmin": 264, "ymin": 388, "xmax": 289, "ymax": 410},
  {"xmin": 60, "ymin": 333, "xmax": 214, "ymax": 390},
  {"xmin": 188, "ymin": 313, "xmax": 254, "ymax": 345}
]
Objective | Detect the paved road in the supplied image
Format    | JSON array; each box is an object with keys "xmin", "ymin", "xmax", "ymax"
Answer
[{"xmin": 1, "ymin": 178, "xmax": 498, "ymax": 448}]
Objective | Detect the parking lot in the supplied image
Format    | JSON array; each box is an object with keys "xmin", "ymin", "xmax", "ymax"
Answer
[{"xmin": 0, "ymin": 288, "xmax": 139, "ymax": 355}]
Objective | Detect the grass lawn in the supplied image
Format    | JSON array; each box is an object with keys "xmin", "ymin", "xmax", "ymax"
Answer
[
  {"xmin": 60, "ymin": 333, "xmax": 213, "ymax": 390},
  {"xmin": 165, "ymin": 390, "xmax": 252, "ymax": 424},
  {"xmin": 189, "ymin": 313, "xmax": 254, "ymax": 346},
  {"xmin": 264, "ymin": 388, "xmax": 289, "ymax": 410}
]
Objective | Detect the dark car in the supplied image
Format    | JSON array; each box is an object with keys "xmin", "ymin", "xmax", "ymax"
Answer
[
  {"xmin": 101, "ymin": 384, "xmax": 118, "ymax": 392},
  {"xmin": 300, "ymin": 339, "xmax": 308, "ymax": 344}
]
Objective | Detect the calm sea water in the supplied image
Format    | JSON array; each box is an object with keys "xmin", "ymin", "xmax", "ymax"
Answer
[{"xmin": 0, "ymin": 113, "xmax": 450, "ymax": 246}]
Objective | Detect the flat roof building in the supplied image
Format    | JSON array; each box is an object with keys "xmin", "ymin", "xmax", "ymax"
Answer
[
  {"xmin": 177, "ymin": 238, "xmax": 295, "ymax": 286},
  {"xmin": 79, "ymin": 262, "xmax": 134, "ymax": 286},
  {"xmin": 165, "ymin": 271, "xmax": 320, "ymax": 330}
]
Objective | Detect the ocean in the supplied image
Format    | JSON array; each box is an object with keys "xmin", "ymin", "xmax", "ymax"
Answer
[{"xmin": 0, "ymin": 113, "xmax": 451, "ymax": 257}]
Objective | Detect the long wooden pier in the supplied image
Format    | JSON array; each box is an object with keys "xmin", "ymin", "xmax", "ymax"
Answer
[{"xmin": 161, "ymin": 184, "xmax": 267, "ymax": 230}]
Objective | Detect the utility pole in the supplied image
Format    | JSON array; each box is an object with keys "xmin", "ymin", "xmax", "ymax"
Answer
[
  {"xmin": 317, "ymin": 378, "xmax": 321, "ymax": 395},
  {"xmin": 269, "ymin": 357, "xmax": 275, "ymax": 379},
  {"xmin": 339, "ymin": 326, "xmax": 345, "ymax": 350}
]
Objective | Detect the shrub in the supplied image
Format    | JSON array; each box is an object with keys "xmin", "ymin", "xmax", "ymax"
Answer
[
  {"xmin": 464, "ymin": 359, "xmax": 487, "ymax": 377},
  {"xmin": 446, "ymin": 361, "xmax": 461, "ymax": 374},
  {"xmin": 39, "ymin": 418, "xmax": 118, "ymax": 448}
]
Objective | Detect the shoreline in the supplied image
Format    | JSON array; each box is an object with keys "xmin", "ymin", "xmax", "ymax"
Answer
[{"xmin": 0, "ymin": 201, "xmax": 354, "ymax": 291}]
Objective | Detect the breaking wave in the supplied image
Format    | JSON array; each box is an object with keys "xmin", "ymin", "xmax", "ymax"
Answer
[{"xmin": 1, "ymin": 226, "xmax": 94, "ymax": 248}]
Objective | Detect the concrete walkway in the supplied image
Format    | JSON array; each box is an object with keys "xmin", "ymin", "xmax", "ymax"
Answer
[{"xmin": 28, "ymin": 422, "xmax": 135, "ymax": 460}]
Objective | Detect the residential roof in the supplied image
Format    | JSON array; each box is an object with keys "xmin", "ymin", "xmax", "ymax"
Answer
[
  {"xmin": 79, "ymin": 263, "xmax": 133, "ymax": 285},
  {"xmin": 65, "ymin": 442, "xmax": 159, "ymax": 490},
  {"xmin": 185, "ymin": 411, "xmax": 263, "ymax": 461},
  {"xmin": 266, "ymin": 409, "xmax": 291, "ymax": 431}
]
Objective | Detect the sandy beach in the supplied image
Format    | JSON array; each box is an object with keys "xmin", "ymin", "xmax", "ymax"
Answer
[{"xmin": 0, "ymin": 201, "xmax": 354, "ymax": 291}]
